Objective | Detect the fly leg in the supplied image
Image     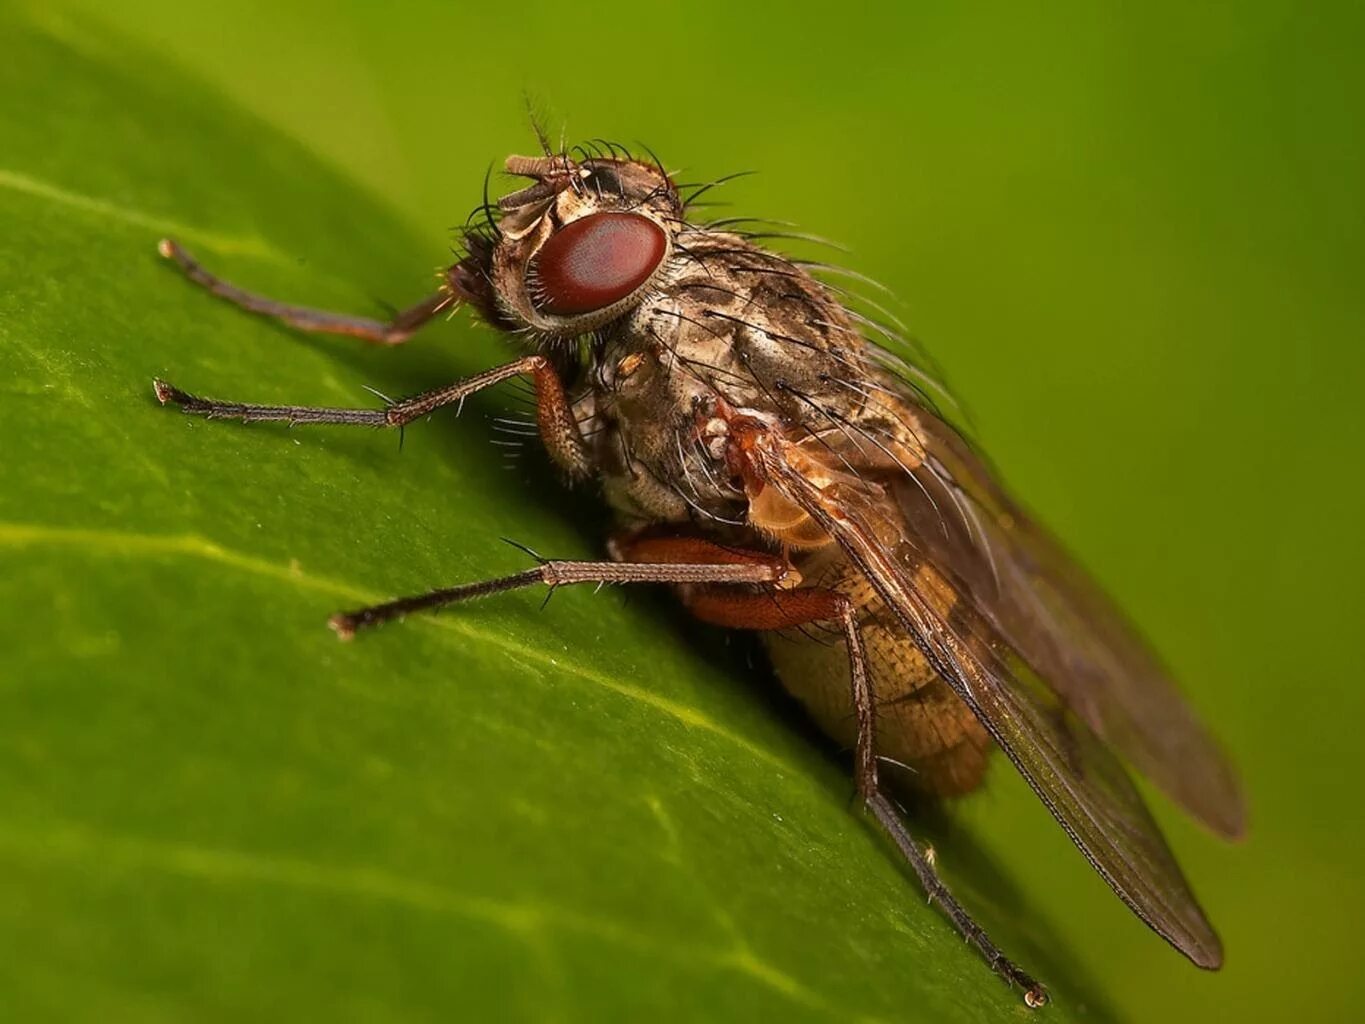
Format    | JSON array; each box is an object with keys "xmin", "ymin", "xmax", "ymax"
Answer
[
  {"xmin": 330, "ymin": 524, "xmax": 1046, "ymax": 1002},
  {"xmin": 681, "ymin": 585, "xmax": 1049, "ymax": 1008},
  {"xmin": 159, "ymin": 238, "xmax": 454, "ymax": 344},
  {"xmin": 327, "ymin": 540, "xmax": 793, "ymax": 638},
  {"xmin": 865, "ymin": 789, "xmax": 1049, "ymax": 1006},
  {"xmin": 155, "ymin": 353, "xmax": 592, "ymax": 477}
]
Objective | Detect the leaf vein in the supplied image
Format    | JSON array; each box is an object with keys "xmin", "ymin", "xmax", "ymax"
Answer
[
  {"xmin": 0, "ymin": 167, "xmax": 288, "ymax": 262},
  {"xmin": 0, "ymin": 521, "xmax": 793, "ymax": 771},
  {"xmin": 0, "ymin": 820, "xmax": 865, "ymax": 1018}
]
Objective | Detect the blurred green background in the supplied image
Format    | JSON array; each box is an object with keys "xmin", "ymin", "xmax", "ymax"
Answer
[{"xmin": 2, "ymin": 0, "xmax": 1362, "ymax": 1020}]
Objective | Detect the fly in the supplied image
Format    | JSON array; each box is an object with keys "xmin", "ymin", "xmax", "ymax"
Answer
[{"xmin": 151, "ymin": 138, "xmax": 1246, "ymax": 1007}]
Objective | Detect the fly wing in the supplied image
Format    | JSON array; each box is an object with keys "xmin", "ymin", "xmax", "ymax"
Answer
[
  {"xmin": 749, "ymin": 431, "xmax": 1225, "ymax": 967},
  {"xmin": 884, "ymin": 404, "xmax": 1246, "ymax": 840}
]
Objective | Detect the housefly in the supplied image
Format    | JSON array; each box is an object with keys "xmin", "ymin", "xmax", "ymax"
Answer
[{"xmin": 151, "ymin": 138, "xmax": 1246, "ymax": 1006}]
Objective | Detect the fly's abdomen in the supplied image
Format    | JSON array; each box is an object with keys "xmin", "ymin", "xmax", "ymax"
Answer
[{"xmin": 762, "ymin": 547, "xmax": 993, "ymax": 797}]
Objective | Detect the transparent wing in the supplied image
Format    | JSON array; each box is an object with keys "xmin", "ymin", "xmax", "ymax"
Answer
[
  {"xmin": 751, "ymin": 430, "xmax": 1226, "ymax": 967},
  {"xmin": 888, "ymin": 404, "xmax": 1245, "ymax": 839}
]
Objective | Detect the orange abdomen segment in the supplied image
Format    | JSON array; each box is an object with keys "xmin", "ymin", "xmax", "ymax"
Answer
[{"xmin": 762, "ymin": 547, "xmax": 992, "ymax": 797}]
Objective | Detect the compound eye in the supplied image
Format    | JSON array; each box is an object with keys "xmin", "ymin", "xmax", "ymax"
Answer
[{"xmin": 533, "ymin": 212, "xmax": 666, "ymax": 316}]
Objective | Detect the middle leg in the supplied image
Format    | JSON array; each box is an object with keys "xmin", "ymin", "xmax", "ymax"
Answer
[{"xmin": 156, "ymin": 353, "xmax": 594, "ymax": 477}]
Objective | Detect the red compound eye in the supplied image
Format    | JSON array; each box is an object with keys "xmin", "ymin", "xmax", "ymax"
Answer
[{"xmin": 533, "ymin": 212, "xmax": 666, "ymax": 316}]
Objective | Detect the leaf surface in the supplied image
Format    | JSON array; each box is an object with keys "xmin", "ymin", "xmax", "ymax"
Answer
[{"xmin": 0, "ymin": 11, "xmax": 1102, "ymax": 1023}]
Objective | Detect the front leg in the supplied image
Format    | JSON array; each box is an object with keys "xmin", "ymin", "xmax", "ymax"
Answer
[
  {"xmin": 155, "ymin": 354, "xmax": 592, "ymax": 478},
  {"xmin": 159, "ymin": 239, "xmax": 454, "ymax": 345}
]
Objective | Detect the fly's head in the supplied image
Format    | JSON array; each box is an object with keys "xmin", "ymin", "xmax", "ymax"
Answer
[{"xmin": 452, "ymin": 151, "xmax": 682, "ymax": 340}]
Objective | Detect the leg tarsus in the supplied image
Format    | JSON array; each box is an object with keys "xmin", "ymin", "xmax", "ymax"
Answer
[
  {"xmin": 866, "ymin": 791, "xmax": 1048, "ymax": 1006},
  {"xmin": 152, "ymin": 378, "xmax": 188, "ymax": 407},
  {"xmin": 153, "ymin": 376, "xmax": 388, "ymax": 426}
]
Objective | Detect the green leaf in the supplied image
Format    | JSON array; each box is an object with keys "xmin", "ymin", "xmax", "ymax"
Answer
[{"xmin": 0, "ymin": 8, "xmax": 1118, "ymax": 1023}]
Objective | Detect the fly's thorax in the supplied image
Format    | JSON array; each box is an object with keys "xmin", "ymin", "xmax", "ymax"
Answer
[{"xmin": 581, "ymin": 229, "xmax": 920, "ymax": 530}]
